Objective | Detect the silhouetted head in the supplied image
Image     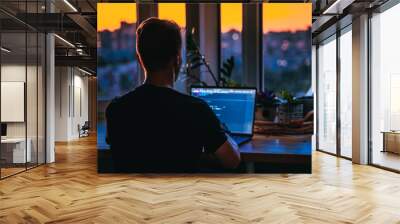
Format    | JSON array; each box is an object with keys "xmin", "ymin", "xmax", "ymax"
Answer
[{"xmin": 136, "ymin": 17, "xmax": 182, "ymax": 84}]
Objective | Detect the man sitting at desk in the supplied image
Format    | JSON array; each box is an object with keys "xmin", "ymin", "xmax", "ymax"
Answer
[{"xmin": 106, "ymin": 18, "xmax": 240, "ymax": 172}]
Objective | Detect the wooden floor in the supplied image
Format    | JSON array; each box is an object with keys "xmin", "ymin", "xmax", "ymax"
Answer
[
  {"xmin": 1, "ymin": 136, "xmax": 400, "ymax": 223},
  {"xmin": 372, "ymin": 150, "xmax": 400, "ymax": 171}
]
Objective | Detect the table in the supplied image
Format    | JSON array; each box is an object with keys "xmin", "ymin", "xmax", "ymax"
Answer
[
  {"xmin": 98, "ymin": 135, "xmax": 312, "ymax": 173},
  {"xmin": 382, "ymin": 131, "xmax": 400, "ymax": 154},
  {"xmin": 1, "ymin": 138, "xmax": 32, "ymax": 164},
  {"xmin": 239, "ymin": 135, "xmax": 311, "ymax": 173}
]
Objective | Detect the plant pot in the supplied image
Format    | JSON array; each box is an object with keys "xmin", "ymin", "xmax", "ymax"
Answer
[
  {"xmin": 262, "ymin": 106, "xmax": 277, "ymax": 121},
  {"xmin": 255, "ymin": 107, "xmax": 265, "ymax": 121},
  {"xmin": 278, "ymin": 104, "xmax": 304, "ymax": 123}
]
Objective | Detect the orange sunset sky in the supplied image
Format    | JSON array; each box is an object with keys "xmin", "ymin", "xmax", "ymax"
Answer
[{"xmin": 97, "ymin": 3, "xmax": 311, "ymax": 33}]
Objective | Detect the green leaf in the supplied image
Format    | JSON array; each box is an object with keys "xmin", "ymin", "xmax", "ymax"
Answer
[
  {"xmin": 220, "ymin": 68, "xmax": 228, "ymax": 77},
  {"xmin": 219, "ymin": 56, "xmax": 235, "ymax": 79}
]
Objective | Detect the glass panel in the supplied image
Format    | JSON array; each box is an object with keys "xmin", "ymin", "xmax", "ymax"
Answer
[
  {"xmin": 317, "ymin": 37, "xmax": 337, "ymax": 154},
  {"xmin": 27, "ymin": 30, "xmax": 38, "ymax": 168},
  {"xmin": 339, "ymin": 29, "xmax": 352, "ymax": 158},
  {"xmin": 38, "ymin": 33, "xmax": 45, "ymax": 165},
  {"xmin": 263, "ymin": 3, "xmax": 312, "ymax": 96},
  {"xmin": 371, "ymin": 5, "xmax": 400, "ymax": 171},
  {"xmin": 259, "ymin": 3, "xmax": 313, "ymax": 161},
  {"xmin": 220, "ymin": 3, "xmax": 243, "ymax": 85},
  {"xmin": 97, "ymin": 3, "xmax": 138, "ymax": 150},
  {"xmin": 158, "ymin": 3, "xmax": 187, "ymax": 92},
  {"xmin": 1, "ymin": 30, "xmax": 28, "ymax": 177}
]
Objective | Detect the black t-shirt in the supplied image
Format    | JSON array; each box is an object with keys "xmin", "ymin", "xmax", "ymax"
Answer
[{"xmin": 106, "ymin": 84, "xmax": 227, "ymax": 172}]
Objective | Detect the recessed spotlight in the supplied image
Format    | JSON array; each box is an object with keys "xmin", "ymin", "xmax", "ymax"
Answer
[
  {"xmin": 63, "ymin": 0, "xmax": 78, "ymax": 12},
  {"xmin": 1, "ymin": 47, "xmax": 11, "ymax": 53},
  {"xmin": 54, "ymin": 34, "xmax": 75, "ymax": 48},
  {"xmin": 78, "ymin": 67, "xmax": 93, "ymax": 76}
]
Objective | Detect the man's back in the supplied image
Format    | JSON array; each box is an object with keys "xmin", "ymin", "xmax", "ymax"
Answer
[{"xmin": 106, "ymin": 84, "xmax": 227, "ymax": 172}]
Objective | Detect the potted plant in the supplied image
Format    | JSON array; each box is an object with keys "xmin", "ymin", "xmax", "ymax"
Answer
[
  {"xmin": 255, "ymin": 91, "xmax": 279, "ymax": 121},
  {"xmin": 184, "ymin": 28, "xmax": 239, "ymax": 88},
  {"xmin": 277, "ymin": 90, "xmax": 303, "ymax": 124}
]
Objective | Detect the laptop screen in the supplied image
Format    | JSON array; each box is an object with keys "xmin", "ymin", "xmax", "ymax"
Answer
[{"xmin": 191, "ymin": 87, "xmax": 256, "ymax": 135}]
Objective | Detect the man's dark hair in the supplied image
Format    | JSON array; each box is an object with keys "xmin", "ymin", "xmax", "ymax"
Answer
[{"xmin": 136, "ymin": 17, "xmax": 182, "ymax": 72}]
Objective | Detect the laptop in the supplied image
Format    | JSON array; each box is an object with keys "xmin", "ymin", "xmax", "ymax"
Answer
[{"xmin": 191, "ymin": 87, "xmax": 256, "ymax": 146}]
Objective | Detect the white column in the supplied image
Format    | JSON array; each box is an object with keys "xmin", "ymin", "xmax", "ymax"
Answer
[
  {"xmin": 352, "ymin": 14, "xmax": 369, "ymax": 164},
  {"xmin": 46, "ymin": 32, "xmax": 55, "ymax": 163}
]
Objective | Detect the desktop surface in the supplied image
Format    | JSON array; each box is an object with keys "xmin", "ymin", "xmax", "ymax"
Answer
[
  {"xmin": 98, "ymin": 134, "xmax": 311, "ymax": 173},
  {"xmin": 191, "ymin": 87, "xmax": 256, "ymax": 135}
]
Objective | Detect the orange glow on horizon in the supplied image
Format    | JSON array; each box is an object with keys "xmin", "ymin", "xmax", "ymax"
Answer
[
  {"xmin": 221, "ymin": 3, "xmax": 242, "ymax": 33},
  {"xmin": 158, "ymin": 3, "xmax": 186, "ymax": 27},
  {"xmin": 263, "ymin": 3, "xmax": 311, "ymax": 33},
  {"xmin": 97, "ymin": 3, "xmax": 310, "ymax": 33},
  {"xmin": 97, "ymin": 3, "xmax": 137, "ymax": 32}
]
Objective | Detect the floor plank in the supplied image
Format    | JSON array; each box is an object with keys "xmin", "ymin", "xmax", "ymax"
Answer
[{"xmin": 0, "ymin": 135, "xmax": 400, "ymax": 223}]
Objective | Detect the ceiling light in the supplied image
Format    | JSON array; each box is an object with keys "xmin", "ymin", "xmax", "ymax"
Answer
[
  {"xmin": 78, "ymin": 67, "xmax": 93, "ymax": 76},
  {"xmin": 1, "ymin": 47, "xmax": 11, "ymax": 53},
  {"xmin": 322, "ymin": 0, "xmax": 356, "ymax": 15},
  {"xmin": 54, "ymin": 34, "xmax": 75, "ymax": 48},
  {"xmin": 322, "ymin": 0, "xmax": 340, "ymax": 15},
  {"xmin": 63, "ymin": 0, "xmax": 78, "ymax": 12}
]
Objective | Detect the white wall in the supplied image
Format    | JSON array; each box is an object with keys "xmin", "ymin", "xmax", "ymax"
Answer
[
  {"xmin": 1, "ymin": 63, "xmax": 46, "ymax": 164},
  {"xmin": 55, "ymin": 67, "xmax": 69, "ymax": 141},
  {"xmin": 55, "ymin": 67, "xmax": 89, "ymax": 141},
  {"xmin": 1, "ymin": 65, "xmax": 33, "ymax": 138}
]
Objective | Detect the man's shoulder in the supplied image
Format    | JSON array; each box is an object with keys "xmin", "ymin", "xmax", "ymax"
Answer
[
  {"xmin": 106, "ymin": 85, "xmax": 210, "ymax": 114},
  {"xmin": 105, "ymin": 90, "xmax": 136, "ymax": 116},
  {"xmin": 172, "ymin": 90, "xmax": 210, "ymax": 109}
]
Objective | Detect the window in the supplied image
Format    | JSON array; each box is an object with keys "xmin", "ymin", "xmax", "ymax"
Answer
[
  {"xmin": 220, "ymin": 3, "xmax": 243, "ymax": 84},
  {"xmin": 262, "ymin": 3, "xmax": 312, "ymax": 97},
  {"xmin": 371, "ymin": 4, "xmax": 400, "ymax": 171},
  {"xmin": 97, "ymin": 3, "xmax": 139, "ymax": 149},
  {"xmin": 158, "ymin": 3, "xmax": 187, "ymax": 92},
  {"xmin": 317, "ymin": 36, "xmax": 337, "ymax": 154},
  {"xmin": 339, "ymin": 28, "xmax": 352, "ymax": 158}
]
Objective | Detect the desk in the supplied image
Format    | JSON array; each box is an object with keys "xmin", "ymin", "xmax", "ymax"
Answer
[
  {"xmin": 382, "ymin": 131, "xmax": 400, "ymax": 154},
  {"xmin": 98, "ymin": 135, "xmax": 312, "ymax": 173},
  {"xmin": 1, "ymin": 138, "xmax": 31, "ymax": 164},
  {"xmin": 239, "ymin": 135, "xmax": 311, "ymax": 173}
]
